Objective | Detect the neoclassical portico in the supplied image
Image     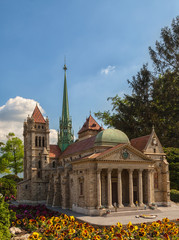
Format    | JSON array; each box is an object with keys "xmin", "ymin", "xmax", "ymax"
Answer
[{"xmin": 96, "ymin": 166, "xmax": 154, "ymax": 209}]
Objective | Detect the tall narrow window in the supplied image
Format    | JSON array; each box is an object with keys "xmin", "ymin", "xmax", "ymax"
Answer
[
  {"xmin": 39, "ymin": 136, "xmax": 41, "ymax": 147},
  {"xmin": 80, "ymin": 182, "xmax": 83, "ymax": 195},
  {"xmin": 52, "ymin": 161, "xmax": 56, "ymax": 168},
  {"xmin": 42, "ymin": 137, "xmax": 45, "ymax": 147},
  {"xmin": 37, "ymin": 171, "xmax": 41, "ymax": 178},
  {"xmin": 38, "ymin": 160, "xmax": 41, "ymax": 169},
  {"xmin": 35, "ymin": 136, "xmax": 38, "ymax": 147}
]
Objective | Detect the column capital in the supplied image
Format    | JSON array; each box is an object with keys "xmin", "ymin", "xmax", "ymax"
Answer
[
  {"xmin": 107, "ymin": 168, "xmax": 112, "ymax": 174},
  {"xmin": 128, "ymin": 169, "xmax": 134, "ymax": 174},
  {"xmin": 97, "ymin": 169, "xmax": 102, "ymax": 174},
  {"xmin": 138, "ymin": 169, "xmax": 143, "ymax": 173},
  {"xmin": 118, "ymin": 168, "xmax": 123, "ymax": 174}
]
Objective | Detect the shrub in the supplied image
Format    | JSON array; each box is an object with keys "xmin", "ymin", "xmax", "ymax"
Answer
[
  {"xmin": 2, "ymin": 174, "xmax": 23, "ymax": 183},
  {"xmin": 0, "ymin": 178, "xmax": 17, "ymax": 198},
  {"xmin": 170, "ymin": 189, "xmax": 179, "ymax": 202},
  {"xmin": 0, "ymin": 194, "xmax": 11, "ymax": 240}
]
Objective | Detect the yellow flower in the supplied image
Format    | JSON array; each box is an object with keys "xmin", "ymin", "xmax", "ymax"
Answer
[
  {"xmin": 172, "ymin": 228, "xmax": 178, "ymax": 235},
  {"xmin": 134, "ymin": 225, "xmax": 138, "ymax": 231},
  {"xmin": 32, "ymin": 232, "xmax": 39, "ymax": 239},
  {"xmin": 69, "ymin": 228, "xmax": 75, "ymax": 234},
  {"xmin": 70, "ymin": 216, "xmax": 75, "ymax": 221},
  {"xmin": 16, "ymin": 219, "xmax": 21, "ymax": 225},
  {"xmin": 82, "ymin": 229, "xmax": 89, "ymax": 238},
  {"xmin": 54, "ymin": 223, "xmax": 61, "ymax": 230},
  {"xmin": 11, "ymin": 221, "xmax": 16, "ymax": 226},
  {"xmin": 129, "ymin": 225, "xmax": 135, "ymax": 232},
  {"xmin": 117, "ymin": 222, "xmax": 122, "ymax": 228},
  {"xmin": 152, "ymin": 221, "xmax": 160, "ymax": 228},
  {"xmin": 92, "ymin": 236, "xmax": 101, "ymax": 240},
  {"xmin": 54, "ymin": 217, "xmax": 60, "ymax": 222},
  {"xmin": 127, "ymin": 221, "xmax": 132, "ymax": 228},
  {"xmin": 138, "ymin": 230, "xmax": 146, "ymax": 237},
  {"xmin": 162, "ymin": 217, "xmax": 169, "ymax": 223},
  {"xmin": 152, "ymin": 230, "xmax": 160, "ymax": 237},
  {"xmin": 141, "ymin": 223, "xmax": 146, "ymax": 228}
]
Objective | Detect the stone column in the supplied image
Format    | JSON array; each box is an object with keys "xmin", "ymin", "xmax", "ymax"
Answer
[
  {"xmin": 147, "ymin": 169, "xmax": 152, "ymax": 205},
  {"xmin": 107, "ymin": 169, "xmax": 112, "ymax": 208},
  {"xmin": 151, "ymin": 169, "xmax": 154, "ymax": 203},
  {"xmin": 128, "ymin": 169, "xmax": 135, "ymax": 207},
  {"xmin": 97, "ymin": 169, "xmax": 101, "ymax": 209},
  {"xmin": 117, "ymin": 169, "xmax": 123, "ymax": 207},
  {"xmin": 138, "ymin": 169, "xmax": 144, "ymax": 206}
]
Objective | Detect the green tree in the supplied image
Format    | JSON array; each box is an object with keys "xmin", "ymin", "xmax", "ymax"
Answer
[
  {"xmin": 149, "ymin": 16, "xmax": 179, "ymax": 74},
  {"xmin": 152, "ymin": 72, "xmax": 179, "ymax": 147},
  {"xmin": 1, "ymin": 133, "xmax": 24, "ymax": 175},
  {"xmin": 0, "ymin": 142, "xmax": 9, "ymax": 174},
  {"xmin": 164, "ymin": 147, "xmax": 179, "ymax": 190},
  {"xmin": 95, "ymin": 16, "xmax": 179, "ymax": 146}
]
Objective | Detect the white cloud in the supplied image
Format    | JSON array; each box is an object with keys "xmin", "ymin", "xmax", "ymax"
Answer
[
  {"xmin": 0, "ymin": 96, "xmax": 56, "ymax": 145},
  {"xmin": 101, "ymin": 65, "xmax": 116, "ymax": 75},
  {"xmin": 50, "ymin": 129, "xmax": 58, "ymax": 144}
]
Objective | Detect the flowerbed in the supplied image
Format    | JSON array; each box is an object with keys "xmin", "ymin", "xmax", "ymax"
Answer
[{"xmin": 9, "ymin": 204, "xmax": 179, "ymax": 240}]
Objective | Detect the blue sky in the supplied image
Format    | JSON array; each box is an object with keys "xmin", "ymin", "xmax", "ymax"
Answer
[{"xmin": 0, "ymin": 0, "xmax": 178, "ymax": 142}]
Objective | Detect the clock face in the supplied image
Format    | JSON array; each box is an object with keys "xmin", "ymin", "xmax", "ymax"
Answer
[{"xmin": 122, "ymin": 149, "xmax": 129, "ymax": 159}]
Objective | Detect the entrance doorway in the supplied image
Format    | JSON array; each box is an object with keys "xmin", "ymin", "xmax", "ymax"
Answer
[
  {"xmin": 134, "ymin": 190, "xmax": 137, "ymax": 204},
  {"xmin": 112, "ymin": 182, "xmax": 118, "ymax": 205}
]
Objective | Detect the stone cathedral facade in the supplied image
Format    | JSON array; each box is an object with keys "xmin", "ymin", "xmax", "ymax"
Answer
[{"xmin": 17, "ymin": 64, "xmax": 170, "ymax": 215}]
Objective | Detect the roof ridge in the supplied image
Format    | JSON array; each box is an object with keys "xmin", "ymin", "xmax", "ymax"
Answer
[{"xmin": 131, "ymin": 134, "xmax": 150, "ymax": 141}]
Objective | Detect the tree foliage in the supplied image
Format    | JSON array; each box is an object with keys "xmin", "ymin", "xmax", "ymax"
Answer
[
  {"xmin": 149, "ymin": 16, "xmax": 179, "ymax": 74},
  {"xmin": 95, "ymin": 16, "xmax": 179, "ymax": 147},
  {"xmin": 0, "ymin": 133, "xmax": 24, "ymax": 175},
  {"xmin": 164, "ymin": 147, "xmax": 179, "ymax": 190}
]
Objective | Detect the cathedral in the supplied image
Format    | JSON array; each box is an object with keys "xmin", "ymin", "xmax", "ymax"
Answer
[{"xmin": 17, "ymin": 64, "xmax": 170, "ymax": 215}]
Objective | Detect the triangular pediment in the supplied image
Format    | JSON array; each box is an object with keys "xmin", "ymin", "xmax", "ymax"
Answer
[
  {"xmin": 143, "ymin": 129, "xmax": 164, "ymax": 154},
  {"xmin": 97, "ymin": 144, "xmax": 154, "ymax": 163}
]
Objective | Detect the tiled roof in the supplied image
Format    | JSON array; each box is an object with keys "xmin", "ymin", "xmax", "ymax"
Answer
[
  {"xmin": 78, "ymin": 115, "xmax": 103, "ymax": 134},
  {"xmin": 32, "ymin": 105, "xmax": 46, "ymax": 123},
  {"xmin": 130, "ymin": 135, "xmax": 150, "ymax": 151},
  {"xmin": 60, "ymin": 135, "xmax": 96, "ymax": 158},
  {"xmin": 78, "ymin": 143, "xmax": 124, "ymax": 160},
  {"xmin": 49, "ymin": 145, "xmax": 61, "ymax": 158}
]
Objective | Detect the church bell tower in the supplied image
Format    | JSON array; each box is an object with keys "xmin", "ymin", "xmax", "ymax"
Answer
[{"xmin": 58, "ymin": 63, "xmax": 74, "ymax": 151}]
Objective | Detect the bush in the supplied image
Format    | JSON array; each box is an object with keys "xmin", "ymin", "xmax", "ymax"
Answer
[
  {"xmin": 2, "ymin": 174, "xmax": 23, "ymax": 183},
  {"xmin": 170, "ymin": 189, "xmax": 179, "ymax": 202},
  {"xmin": 0, "ymin": 178, "xmax": 17, "ymax": 198},
  {"xmin": 0, "ymin": 194, "xmax": 11, "ymax": 240}
]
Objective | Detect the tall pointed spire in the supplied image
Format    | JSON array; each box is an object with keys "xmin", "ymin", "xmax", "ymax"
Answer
[
  {"xmin": 58, "ymin": 62, "xmax": 74, "ymax": 151},
  {"xmin": 61, "ymin": 63, "xmax": 69, "ymax": 123}
]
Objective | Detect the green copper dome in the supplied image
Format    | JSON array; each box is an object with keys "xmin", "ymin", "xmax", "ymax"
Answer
[{"xmin": 94, "ymin": 128, "xmax": 129, "ymax": 147}]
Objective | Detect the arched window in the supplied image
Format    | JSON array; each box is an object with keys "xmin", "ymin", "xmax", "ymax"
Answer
[
  {"xmin": 42, "ymin": 137, "xmax": 45, "ymax": 147},
  {"xmin": 80, "ymin": 182, "xmax": 83, "ymax": 195},
  {"xmin": 39, "ymin": 136, "xmax": 41, "ymax": 147},
  {"xmin": 37, "ymin": 171, "xmax": 41, "ymax": 178},
  {"xmin": 38, "ymin": 160, "xmax": 41, "ymax": 169},
  {"xmin": 52, "ymin": 161, "xmax": 56, "ymax": 168},
  {"xmin": 35, "ymin": 136, "xmax": 38, "ymax": 147}
]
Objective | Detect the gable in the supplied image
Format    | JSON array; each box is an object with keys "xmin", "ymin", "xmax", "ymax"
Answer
[
  {"xmin": 143, "ymin": 131, "xmax": 164, "ymax": 154},
  {"xmin": 97, "ymin": 144, "xmax": 154, "ymax": 163}
]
